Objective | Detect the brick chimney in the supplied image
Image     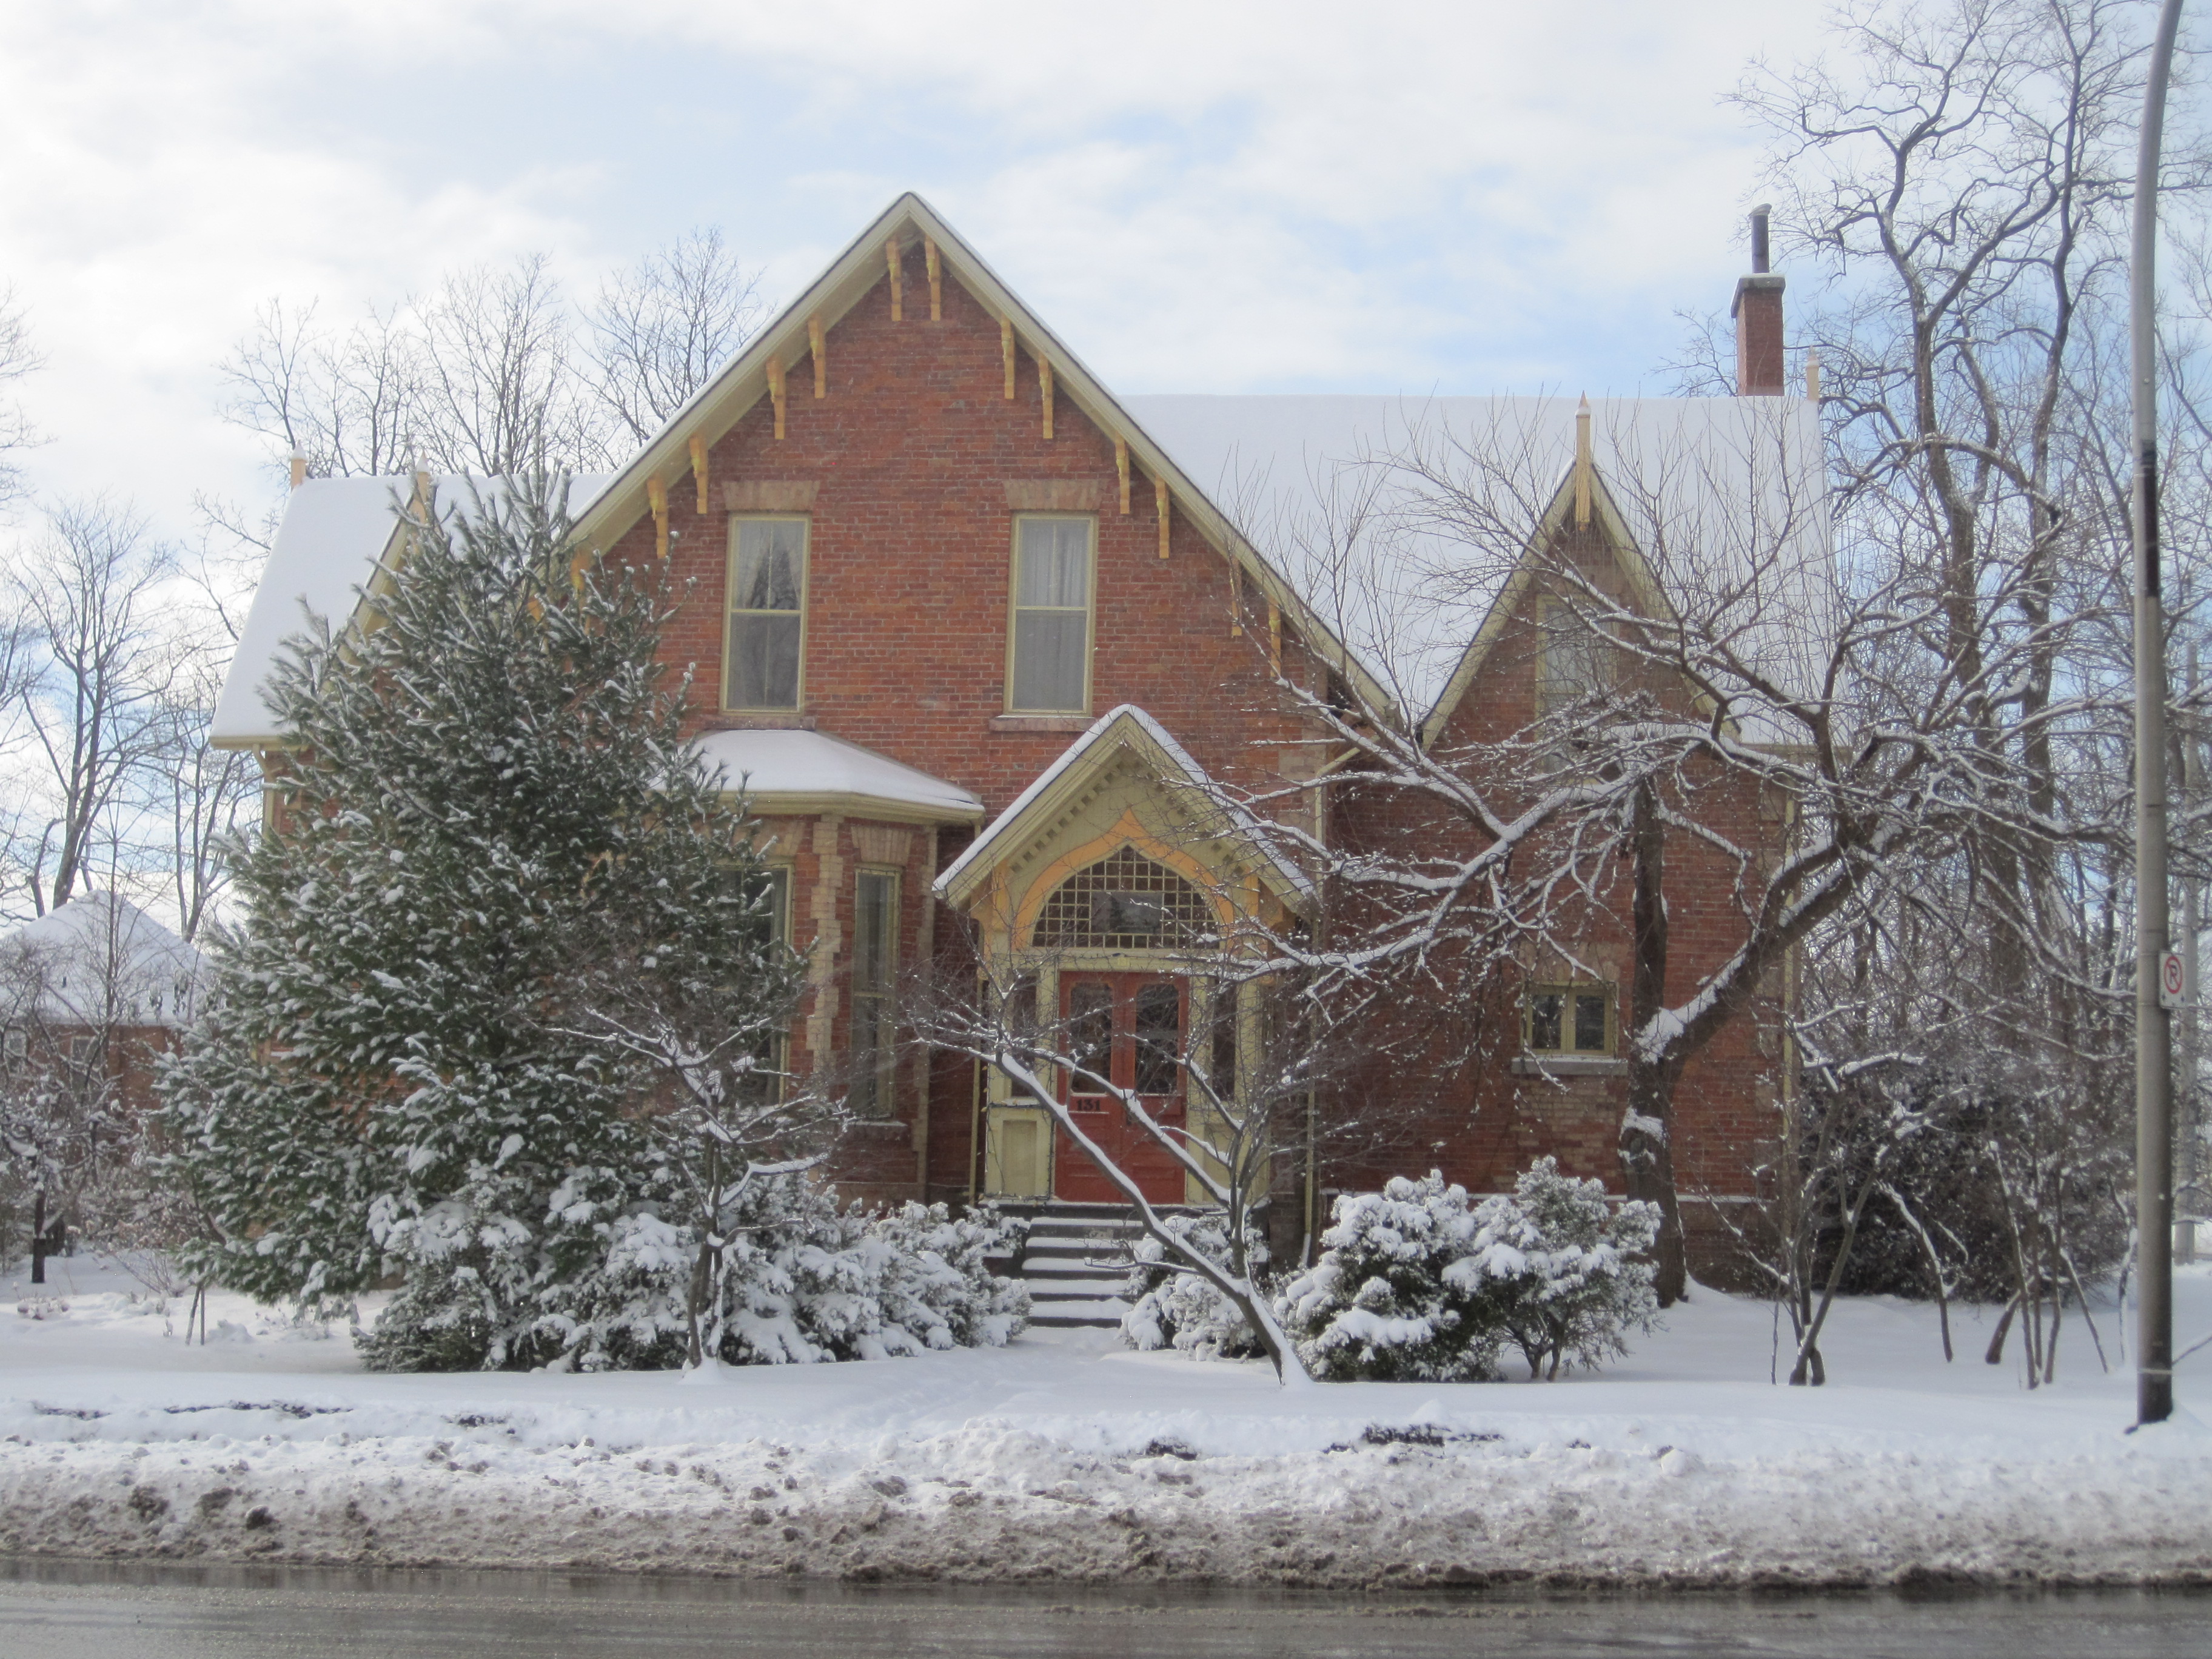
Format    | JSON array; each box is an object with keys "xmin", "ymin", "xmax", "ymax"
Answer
[{"xmin": 1732, "ymin": 204, "xmax": 1785, "ymax": 397}]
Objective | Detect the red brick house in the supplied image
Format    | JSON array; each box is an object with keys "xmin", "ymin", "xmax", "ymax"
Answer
[
  {"xmin": 212, "ymin": 195, "xmax": 1823, "ymax": 1259},
  {"xmin": 1, "ymin": 891, "xmax": 202, "ymax": 1118}
]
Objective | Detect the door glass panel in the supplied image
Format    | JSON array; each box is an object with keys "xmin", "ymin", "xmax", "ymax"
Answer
[
  {"xmin": 1066, "ymin": 980, "xmax": 1112, "ymax": 1105},
  {"xmin": 1133, "ymin": 982, "xmax": 1182, "ymax": 1096},
  {"xmin": 1209, "ymin": 994, "xmax": 1238, "ymax": 1102}
]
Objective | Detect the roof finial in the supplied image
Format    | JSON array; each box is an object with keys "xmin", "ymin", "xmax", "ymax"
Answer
[{"xmin": 1574, "ymin": 394, "xmax": 1594, "ymax": 530}]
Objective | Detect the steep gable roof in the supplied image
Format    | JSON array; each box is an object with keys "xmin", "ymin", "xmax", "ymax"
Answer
[
  {"xmin": 1124, "ymin": 393, "xmax": 1832, "ymax": 747},
  {"xmin": 3, "ymin": 891, "xmax": 204, "ymax": 1028},
  {"xmin": 212, "ymin": 472, "xmax": 614, "ymax": 748},
  {"xmin": 568, "ymin": 193, "xmax": 1397, "ymax": 717}
]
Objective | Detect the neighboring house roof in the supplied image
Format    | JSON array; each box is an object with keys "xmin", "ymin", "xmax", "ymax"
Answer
[
  {"xmin": 934, "ymin": 704, "xmax": 1313, "ymax": 913},
  {"xmin": 212, "ymin": 473, "xmax": 614, "ymax": 748},
  {"xmin": 692, "ymin": 728, "xmax": 984, "ymax": 826},
  {"xmin": 1, "ymin": 891, "xmax": 204, "ymax": 1030},
  {"xmin": 1121, "ymin": 393, "xmax": 1833, "ymax": 738}
]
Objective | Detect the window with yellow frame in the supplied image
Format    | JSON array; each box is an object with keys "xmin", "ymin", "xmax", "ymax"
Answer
[
  {"xmin": 1524, "ymin": 982, "xmax": 1614, "ymax": 1057},
  {"xmin": 738, "ymin": 863, "xmax": 794, "ymax": 1106},
  {"xmin": 726, "ymin": 517, "xmax": 808, "ymax": 711},
  {"xmin": 1007, "ymin": 515, "xmax": 1094, "ymax": 714}
]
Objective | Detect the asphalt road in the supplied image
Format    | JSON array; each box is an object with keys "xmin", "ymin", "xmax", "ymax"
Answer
[{"xmin": 1, "ymin": 1563, "xmax": 2208, "ymax": 1657}]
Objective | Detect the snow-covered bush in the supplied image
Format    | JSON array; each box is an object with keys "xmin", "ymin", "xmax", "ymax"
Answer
[
  {"xmin": 363, "ymin": 1176, "xmax": 1031, "ymax": 1372},
  {"xmin": 1278, "ymin": 1171, "xmax": 1502, "ymax": 1380},
  {"xmin": 1458, "ymin": 1158, "xmax": 1660, "ymax": 1379},
  {"xmin": 1120, "ymin": 1212, "xmax": 1267, "ymax": 1359},
  {"xmin": 1279, "ymin": 1160, "xmax": 1658, "ymax": 1381}
]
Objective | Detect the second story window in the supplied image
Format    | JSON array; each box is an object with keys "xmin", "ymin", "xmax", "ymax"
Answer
[
  {"xmin": 727, "ymin": 517, "xmax": 807, "ymax": 711},
  {"xmin": 1009, "ymin": 515, "xmax": 1093, "ymax": 714},
  {"xmin": 1536, "ymin": 600, "xmax": 1614, "ymax": 719}
]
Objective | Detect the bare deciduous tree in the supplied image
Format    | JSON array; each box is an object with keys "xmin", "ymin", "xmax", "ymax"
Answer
[
  {"xmin": 5, "ymin": 500, "xmax": 176, "ymax": 916},
  {"xmin": 588, "ymin": 227, "xmax": 765, "ymax": 444},
  {"xmin": 0, "ymin": 283, "xmax": 44, "ymax": 511},
  {"xmin": 215, "ymin": 230, "xmax": 766, "ymax": 495}
]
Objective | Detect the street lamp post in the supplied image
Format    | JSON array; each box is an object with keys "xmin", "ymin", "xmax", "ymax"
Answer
[{"xmin": 2134, "ymin": 0, "xmax": 2187, "ymax": 1429}]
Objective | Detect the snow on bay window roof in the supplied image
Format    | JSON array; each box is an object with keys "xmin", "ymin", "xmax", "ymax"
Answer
[{"xmin": 691, "ymin": 728, "xmax": 982, "ymax": 825}]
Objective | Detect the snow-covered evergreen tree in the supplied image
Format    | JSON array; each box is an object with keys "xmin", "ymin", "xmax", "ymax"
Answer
[
  {"xmin": 160, "ymin": 473, "xmax": 808, "ymax": 1368},
  {"xmin": 1279, "ymin": 1160, "xmax": 1658, "ymax": 1381},
  {"xmin": 518, "ymin": 1177, "xmax": 1030, "ymax": 1370}
]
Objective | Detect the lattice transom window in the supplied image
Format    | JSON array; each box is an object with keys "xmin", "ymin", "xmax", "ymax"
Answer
[{"xmin": 1032, "ymin": 847, "xmax": 1214, "ymax": 949}]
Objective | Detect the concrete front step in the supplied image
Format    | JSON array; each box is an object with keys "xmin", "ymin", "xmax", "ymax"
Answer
[
  {"xmin": 1022, "ymin": 1305, "xmax": 1132, "ymax": 1331},
  {"xmin": 1027, "ymin": 1280, "xmax": 1130, "ymax": 1301},
  {"xmin": 987, "ymin": 1204, "xmax": 1207, "ymax": 1331}
]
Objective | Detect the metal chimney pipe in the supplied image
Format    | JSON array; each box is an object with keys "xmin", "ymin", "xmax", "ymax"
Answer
[{"xmin": 1750, "ymin": 204, "xmax": 1771, "ymax": 275}]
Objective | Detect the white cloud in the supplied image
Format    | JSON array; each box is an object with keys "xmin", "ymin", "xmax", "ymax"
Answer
[{"xmin": 0, "ymin": 0, "xmax": 1832, "ymax": 540}]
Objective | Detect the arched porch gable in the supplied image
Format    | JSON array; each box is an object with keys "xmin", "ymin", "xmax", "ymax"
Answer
[{"xmin": 934, "ymin": 705, "xmax": 1309, "ymax": 962}]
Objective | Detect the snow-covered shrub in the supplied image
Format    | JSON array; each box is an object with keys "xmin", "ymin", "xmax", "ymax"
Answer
[
  {"xmin": 1279, "ymin": 1160, "xmax": 1659, "ymax": 1381},
  {"xmin": 370, "ymin": 1174, "xmax": 1031, "ymax": 1372},
  {"xmin": 1120, "ymin": 1212, "xmax": 1267, "ymax": 1359},
  {"xmin": 1453, "ymin": 1158, "xmax": 1660, "ymax": 1379},
  {"xmin": 1279, "ymin": 1171, "xmax": 1502, "ymax": 1381},
  {"xmin": 856, "ymin": 1201, "xmax": 1031, "ymax": 1351}
]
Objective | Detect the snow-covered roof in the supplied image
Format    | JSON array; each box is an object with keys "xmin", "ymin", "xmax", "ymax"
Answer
[
  {"xmin": 1121, "ymin": 394, "xmax": 1833, "ymax": 735},
  {"xmin": 1, "ymin": 891, "xmax": 204, "ymax": 1030},
  {"xmin": 692, "ymin": 728, "xmax": 983, "ymax": 824},
  {"xmin": 934, "ymin": 705, "xmax": 1313, "ymax": 910},
  {"xmin": 212, "ymin": 473, "xmax": 613, "ymax": 748}
]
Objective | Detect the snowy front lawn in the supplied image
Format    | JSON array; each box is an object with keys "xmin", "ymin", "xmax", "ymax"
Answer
[{"xmin": 3, "ymin": 1256, "xmax": 2211, "ymax": 1587}]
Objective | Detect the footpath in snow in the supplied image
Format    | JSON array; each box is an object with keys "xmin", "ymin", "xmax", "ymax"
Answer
[{"xmin": 3, "ymin": 1257, "xmax": 2211, "ymax": 1588}]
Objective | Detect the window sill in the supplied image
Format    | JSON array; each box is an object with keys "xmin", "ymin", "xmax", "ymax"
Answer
[
  {"xmin": 705, "ymin": 712, "xmax": 817, "ymax": 730},
  {"xmin": 1510, "ymin": 1055, "xmax": 1627, "ymax": 1078},
  {"xmin": 991, "ymin": 714, "xmax": 1093, "ymax": 734}
]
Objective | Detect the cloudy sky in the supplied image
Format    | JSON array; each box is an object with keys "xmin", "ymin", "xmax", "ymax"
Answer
[{"xmin": 0, "ymin": 0, "xmax": 1830, "ymax": 544}]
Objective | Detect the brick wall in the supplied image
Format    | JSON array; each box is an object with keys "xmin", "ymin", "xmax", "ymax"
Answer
[{"xmin": 597, "ymin": 254, "xmax": 1315, "ymax": 1202}]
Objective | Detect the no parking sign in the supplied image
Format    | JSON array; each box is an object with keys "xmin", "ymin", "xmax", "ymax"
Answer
[{"xmin": 2160, "ymin": 947, "xmax": 2194, "ymax": 1010}]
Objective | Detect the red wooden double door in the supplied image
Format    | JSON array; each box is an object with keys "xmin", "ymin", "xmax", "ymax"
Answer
[{"xmin": 1054, "ymin": 973, "xmax": 1187, "ymax": 1205}]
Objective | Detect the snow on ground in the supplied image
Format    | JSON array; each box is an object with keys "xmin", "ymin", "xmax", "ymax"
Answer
[{"xmin": 4, "ymin": 1253, "xmax": 2212, "ymax": 1587}]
